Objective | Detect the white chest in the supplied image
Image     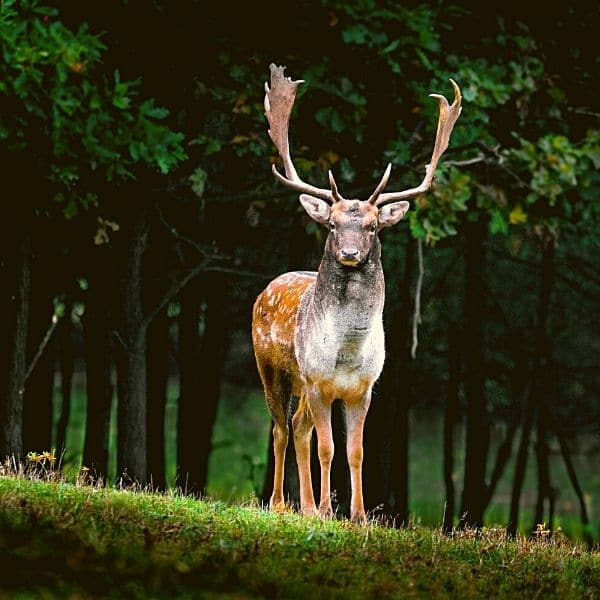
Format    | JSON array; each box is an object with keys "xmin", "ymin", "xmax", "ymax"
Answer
[{"xmin": 296, "ymin": 306, "xmax": 385, "ymax": 391}]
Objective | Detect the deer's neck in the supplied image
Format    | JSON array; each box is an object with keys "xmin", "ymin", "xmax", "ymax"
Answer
[
  {"xmin": 312, "ymin": 237, "xmax": 385, "ymax": 324},
  {"xmin": 295, "ymin": 237, "xmax": 386, "ymax": 381}
]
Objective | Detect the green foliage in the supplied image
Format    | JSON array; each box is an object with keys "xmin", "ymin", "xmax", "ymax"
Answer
[
  {"xmin": 409, "ymin": 167, "xmax": 472, "ymax": 243},
  {"xmin": 504, "ymin": 131, "xmax": 600, "ymax": 235},
  {"xmin": 1, "ymin": 477, "xmax": 598, "ymax": 599},
  {"xmin": 0, "ymin": 0, "xmax": 186, "ymax": 216},
  {"xmin": 318, "ymin": 2, "xmax": 600, "ymax": 245}
]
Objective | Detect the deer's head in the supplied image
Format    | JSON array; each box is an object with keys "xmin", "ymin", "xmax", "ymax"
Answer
[
  {"xmin": 264, "ymin": 64, "xmax": 462, "ymax": 267},
  {"xmin": 298, "ymin": 177, "xmax": 409, "ymax": 266}
]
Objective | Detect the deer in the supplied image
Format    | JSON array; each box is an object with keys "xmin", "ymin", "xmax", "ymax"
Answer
[{"xmin": 252, "ymin": 64, "xmax": 461, "ymax": 523}]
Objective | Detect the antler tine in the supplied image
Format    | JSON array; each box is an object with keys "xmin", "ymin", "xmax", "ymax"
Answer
[
  {"xmin": 265, "ymin": 64, "xmax": 335, "ymax": 203},
  {"xmin": 367, "ymin": 162, "xmax": 392, "ymax": 205},
  {"xmin": 374, "ymin": 79, "xmax": 462, "ymax": 207},
  {"xmin": 328, "ymin": 170, "xmax": 344, "ymax": 203}
]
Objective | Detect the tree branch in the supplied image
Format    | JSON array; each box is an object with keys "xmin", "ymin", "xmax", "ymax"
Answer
[
  {"xmin": 23, "ymin": 313, "xmax": 60, "ymax": 385},
  {"xmin": 411, "ymin": 238, "xmax": 424, "ymax": 359},
  {"xmin": 541, "ymin": 400, "xmax": 593, "ymax": 547},
  {"xmin": 142, "ymin": 260, "xmax": 210, "ymax": 330},
  {"xmin": 156, "ymin": 204, "xmax": 227, "ymax": 260}
]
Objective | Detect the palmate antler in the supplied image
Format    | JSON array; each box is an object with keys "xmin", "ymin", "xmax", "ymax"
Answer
[
  {"xmin": 265, "ymin": 64, "xmax": 342, "ymax": 203},
  {"xmin": 265, "ymin": 64, "xmax": 462, "ymax": 206},
  {"xmin": 372, "ymin": 79, "xmax": 462, "ymax": 206}
]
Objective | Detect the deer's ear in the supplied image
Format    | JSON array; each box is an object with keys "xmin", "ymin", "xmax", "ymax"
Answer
[
  {"xmin": 378, "ymin": 201, "xmax": 409, "ymax": 228},
  {"xmin": 299, "ymin": 194, "xmax": 331, "ymax": 224}
]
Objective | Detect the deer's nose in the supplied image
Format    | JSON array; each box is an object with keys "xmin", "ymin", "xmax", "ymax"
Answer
[{"xmin": 341, "ymin": 247, "xmax": 359, "ymax": 260}]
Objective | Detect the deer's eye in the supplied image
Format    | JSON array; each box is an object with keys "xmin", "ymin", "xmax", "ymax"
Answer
[
  {"xmin": 369, "ymin": 223, "xmax": 377, "ymax": 232},
  {"xmin": 329, "ymin": 222, "xmax": 336, "ymax": 231}
]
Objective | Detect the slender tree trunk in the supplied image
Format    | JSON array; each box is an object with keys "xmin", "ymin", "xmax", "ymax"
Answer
[
  {"xmin": 82, "ymin": 272, "xmax": 113, "ymax": 482},
  {"xmin": 196, "ymin": 274, "xmax": 230, "ymax": 493},
  {"xmin": 508, "ymin": 400, "xmax": 536, "ymax": 537},
  {"xmin": 177, "ymin": 274, "xmax": 230, "ymax": 495},
  {"xmin": 22, "ymin": 255, "xmax": 55, "ymax": 454},
  {"xmin": 145, "ymin": 220, "xmax": 173, "ymax": 491},
  {"xmin": 443, "ymin": 323, "xmax": 461, "ymax": 532},
  {"xmin": 482, "ymin": 337, "xmax": 528, "ymax": 511},
  {"xmin": 56, "ymin": 304, "xmax": 74, "ymax": 462},
  {"xmin": 177, "ymin": 277, "xmax": 202, "ymax": 494},
  {"xmin": 115, "ymin": 209, "xmax": 149, "ymax": 485},
  {"xmin": 390, "ymin": 235, "xmax": 416, "ymax": 525},
  {"xmin": 147, "ymin": 305, "xmax": 169, "ymax": 490},
  {"xmin": 508, "ymin": 239, "xmax": 555, "ymax": 537},
  {"xmin": 533, "ymin": 407, "xmax": 554, "ymax": 534},
  {"xmin": 544, "ymin": 401, "xmax": 593, "ymax": 547},
  {"xmin": 459, "ymin": 217, "xmax": 489, "ymax": 529},
  {"xmin": 363, "ymin": 236, "xmax": 414, "ymax": 524},
  {"xmin": 0, "ymin": 235, "xmax": 32, "ymax": 460}
]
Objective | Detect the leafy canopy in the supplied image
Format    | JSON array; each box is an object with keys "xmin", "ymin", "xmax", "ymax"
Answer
[{"xmin": 0, "ymin": 0, "xmax": 186, "ymax": 217}]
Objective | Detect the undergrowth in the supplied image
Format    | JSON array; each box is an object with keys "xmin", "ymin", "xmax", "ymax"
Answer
[{"xmin": 0, "ymin": 459, "xmax": 598, "ymax": 599}]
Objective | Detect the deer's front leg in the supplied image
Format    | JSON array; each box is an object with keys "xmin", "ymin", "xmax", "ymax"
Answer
[
  {"xmin": 309, "ymin": 391, "xmax": 334, "ymax": 518},
  {"xmin": 344, "ymin": 397, "xmax": 370, "ymax": 523},
  {"xmin": 292, "ymin": 395, "xmax": 317, "ymax": 516}
]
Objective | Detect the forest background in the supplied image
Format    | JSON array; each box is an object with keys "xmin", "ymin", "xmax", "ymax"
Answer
[{"xmin": 0, "ymin": 0, "xmax": 598, "ymax": 542}]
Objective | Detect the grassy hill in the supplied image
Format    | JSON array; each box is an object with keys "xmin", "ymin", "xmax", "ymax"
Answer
[
  {"xmin": 52, "ymin": 383, "xmax": 599, "ymax": 541},
  {"xmin": 0, "ymin": 475, "xmax": 598, "ymax": 599}
]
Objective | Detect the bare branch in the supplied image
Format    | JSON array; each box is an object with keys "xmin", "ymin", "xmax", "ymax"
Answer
[
  {"xmin": 23, "ymin": 313, "xmax": 60, "ymax": 384},
  {"xmin": 156, "ymin": 205, "xmax": 227, "ymax": 261},
  {"xmin": 411, "ymin": 238, "xmax": 424, "ymax": 359},
  {"xmin": 142, "ymin": 260, "xmax": 210, "ymax": 330}
]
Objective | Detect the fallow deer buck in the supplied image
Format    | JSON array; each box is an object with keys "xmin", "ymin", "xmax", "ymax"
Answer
[{"xmin": 253, "ymin": 64, "xmax": 461, "ymax": 523}]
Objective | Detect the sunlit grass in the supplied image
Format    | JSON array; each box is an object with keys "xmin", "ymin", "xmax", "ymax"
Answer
[
  {"xmin": 49, "ymin": 381, "xmax": 597, "ymax": 540},
  {"xmin": 0, "ymin": 475, "xmax": 597, "ymax": 599}
]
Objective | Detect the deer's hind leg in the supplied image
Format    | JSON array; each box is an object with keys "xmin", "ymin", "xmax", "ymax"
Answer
[{"xmin": 257, "ymin": 361, "xmax": 292, "ymax": 510}]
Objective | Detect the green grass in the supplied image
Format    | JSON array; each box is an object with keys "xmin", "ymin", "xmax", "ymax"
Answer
[
  {"xmin": 0, "ymin": 476, "xmax": 598, "ymax": 599},
  {"xmin": 50, "ymin": 382, "xmax": 598, "ymax": 541}
]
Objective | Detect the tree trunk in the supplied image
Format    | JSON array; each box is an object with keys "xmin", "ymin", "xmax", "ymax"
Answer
[
  {"xmin": 508, "ymin": 239, "xmax": 555, "ymax": 537},
  {"xmin": 459, "ymin": 216, "xmax": 489, "ymax": 529},
  {"xmin": 147, "ymin": 305, "xmax": 169, "ymax": 490},
  {"xmin": 0, "ymin": 235, "xmax": 32, "ymax": 460},
  {"xmin": 391, "ymin": 236, "xmax": 416, "ymax": 526},
  {"xmin": 22, "ymin": 258, "xmax": 55, "ymax": 455},
  {"xmin": 544, "ymin": 401, "xmax": 593, "ymax": 547},
  {"xmin": 82, "ymin": 272, "xmax": 113, "ymax": 482},
  {"xmin": 507, "ymin": 399, "xmax": 536, "ymax": 537},
  {"xmin": 177, "ymin": 277, "xmax": 202, "ymax": 494},
  {"xmin": 197, "ymin": 274, "xmax": 230, "ymax": 492},
  {"xmin": 56, "ymin": 304, "xmax": 74, "ymax": 462},
  {"xmin": 115, "ymin": 209, "xmax": 149, "ymax": 486},
  {"xmin": 482, "ymin": 335, "xmax": 528, "ymax": 511},
  {"xmin": 177, "ymin": 273, "xmax": 230, "ymax": 495},
  {"xmin": 443, "ymin": 323, "xmax": 461, "ymax": 532},
  {"xmin": 363, "ymin": 236, "xmax": 414, "ymax": 524},
  {"xmin": 144, "ymin": 219, "xmax": 173, "ymax": 491},
  {"xmin": 533, "ymin": 406, "xmax": 554, "ymax": 534}
]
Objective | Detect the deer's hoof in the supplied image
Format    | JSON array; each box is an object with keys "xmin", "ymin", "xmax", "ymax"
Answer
[
  {"xmin": 269, "ymin": 496, "xmax": 287, "ymax": 513},
  {"xmin": 319, "ymin": 505, "xmax": 334, "ymax": 519},
  {"xmin": 300, "ymin": 505, "xmax": 318, "ymax": 518},
  {"xmin": 350, "ymin": 511, "xmax": 367, "ymax": 525}
]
